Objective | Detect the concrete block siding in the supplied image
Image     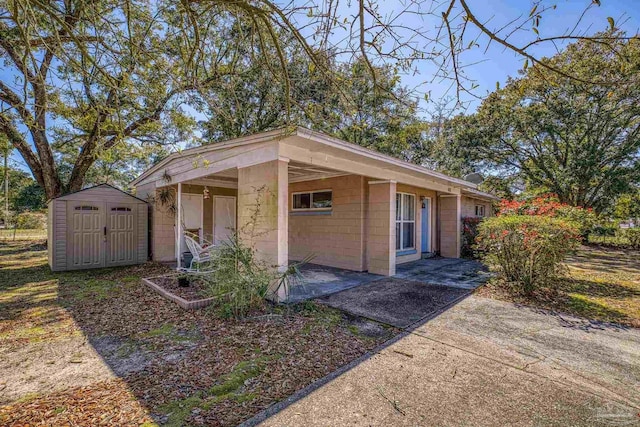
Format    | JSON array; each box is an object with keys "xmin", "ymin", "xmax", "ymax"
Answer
[
  {"xmin": 289, "ymin": 175, "xmax": 367, "ymax": 271},
  {"xmin": 461, "ymin": 196, "xmax": 494, "ymax": 218}
]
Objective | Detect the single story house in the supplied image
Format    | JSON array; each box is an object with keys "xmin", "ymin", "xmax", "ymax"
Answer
[{"xmin": 132, "ymin": 127, "xmax": 497, "ymax": 297}]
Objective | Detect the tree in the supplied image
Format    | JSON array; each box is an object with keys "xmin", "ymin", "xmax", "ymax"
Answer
[
  {"xmin": 0, "ymin": 133, "xmax": 9, "ymax": 220},
  {"xmin": 200, "ymin": 44, "xmax": 429, "ymax": 162},
  {"xmin": 1, "ymin": 1, "xmax": 633, "ymax": 199},
  {"xmin": 0, "ymin": 166, "xmax": 45, "ymax": 212},
  {"xmin": 452, "ymin": 32, "xmax": 640, "ymax": 212},
  {"xmin": 614, "ymin": 190, "xmax": 640, "ymax": 221}
]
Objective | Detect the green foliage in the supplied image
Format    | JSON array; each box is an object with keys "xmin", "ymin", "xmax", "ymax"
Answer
[
  {"xmin": 498, "ymin": 194, "xmax": 597, "ymax": 240},
  {"xmin": 13, "ymin": 182, "xmax": 46, "ymax": 212},
  {"xmin": 476, "ymin": 216, "xmax": 581, "ymax": 294},
  {"xmin": 450, "ymin": 31, "xmax": 640, "ymax": 212},
  {"xmin": 200, "ymin": 51, "xmax": 428, "ymax": 163},
  {"xmin": 201, "ymin": 234, "xmax": 274, "ymax": 318},
  {"xmin": 625, "ymin": 229, "xmax": 640, "ymax": 249},
  {"xmin": 0, "ymin": 167, "xmax": 45, "ymax": 213},
  {"xmin": 613, "ymin": 190, "xmax": 640, "ymax": 220},
  {"xmin": 461, "ymin": 216, "xmax": 483, "ymax": 258},
  {"xmin": 14, "ymin": 212, "xmax": 45, "ymax": 230}
]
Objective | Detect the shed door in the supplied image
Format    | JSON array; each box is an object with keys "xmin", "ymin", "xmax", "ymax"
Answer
[
  {"xmin": 67, "ymin": 202, "xmax": 104, "ymax": 269},
  {"xmin": 106, "ymin": 204, "xmax": 137, "ymax": 266}
]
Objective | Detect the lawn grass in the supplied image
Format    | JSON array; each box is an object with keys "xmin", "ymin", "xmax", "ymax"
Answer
[
  {"xmin": 476, "ymin": 245, "xmax": 640, "ymax": 327},
  {"xmin": 0, "ymin": 229, "xmax": 47, "ymax": 241},
  {"xmin": 0, "ymin": 240, "xmax": 397, "ymax": 426}
]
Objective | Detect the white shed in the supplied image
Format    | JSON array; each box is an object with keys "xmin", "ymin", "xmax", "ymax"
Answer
[{"xmin": 48, "ymin": 184, "xmax": 149, "ymax": 271}]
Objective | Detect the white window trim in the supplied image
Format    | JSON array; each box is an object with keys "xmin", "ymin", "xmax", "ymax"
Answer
[
  {"xmin": 396, "ymin": 192, "xmax": 416, "ymax": 251},
  {"xmin": 475, "ymin": 204, "xmax": 485, "ymax": 217},
  {"xmin": 291, "ymin": 189, "xmax": 333, "ymax": 211}
]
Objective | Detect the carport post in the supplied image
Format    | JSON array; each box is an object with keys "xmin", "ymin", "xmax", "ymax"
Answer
[{"xmin": 176, "ymin": 182, "xmax": 182, "ymax": 269}]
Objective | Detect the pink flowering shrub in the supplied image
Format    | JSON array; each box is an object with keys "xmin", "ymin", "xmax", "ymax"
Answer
[
  {"xmin": 476, "ymin": 215, "xmax": 581, "ymax": 293},
  {"xmin": 497, "ymin": 194, "xmax": 596, "ymax": 240}
]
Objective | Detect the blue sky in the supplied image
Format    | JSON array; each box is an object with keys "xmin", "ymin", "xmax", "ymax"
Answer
[
  {"xmin": 2, "ymin": 0, "xmax": 638, "ymax": 175},
  {"xmin": 385, "ymin": 0, "xmax": 640, "ymax": 113}
]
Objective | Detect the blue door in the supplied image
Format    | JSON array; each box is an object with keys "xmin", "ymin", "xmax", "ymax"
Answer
[{"xmin": 421, "ymin": 199, "xmax": 430, "ymax": 253}]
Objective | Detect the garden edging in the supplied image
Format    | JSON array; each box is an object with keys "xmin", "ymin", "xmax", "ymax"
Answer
[{"xmin": 142, "ymin": 275, "xmax": 216, "ymax": 310}]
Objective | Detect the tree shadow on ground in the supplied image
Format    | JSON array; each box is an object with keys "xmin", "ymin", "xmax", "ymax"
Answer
[{"xmin": 0, "ymin": 242, "xmax": 401, "ymax": 426}]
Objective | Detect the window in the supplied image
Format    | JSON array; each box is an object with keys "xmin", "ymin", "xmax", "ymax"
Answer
[
  {"xmin": 111, "ymin": 207, "xmax": 131, "ymax": 212},
  {"xmin": 292, "ymin": 190, "xmax": 332, "ymax": 210},
  {"xmin": 475, "ymin": 205, "xmax": 486, "ymax": 217},
  {"xmin": 75, "ymin": 205, "xmax": 98, "ymax": 211},
  {"xmin": 396, "ymin": 193, "xmax": 415, "ymax": 251}
]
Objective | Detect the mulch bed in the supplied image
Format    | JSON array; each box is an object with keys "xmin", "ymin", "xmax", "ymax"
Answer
[
  {"xmin": 1, "ymin": 244, "xmax": 399, "ymax": 426},
  {"xmin": 150, "ymin": 274, "xmax": 209, "ymax": 301}
]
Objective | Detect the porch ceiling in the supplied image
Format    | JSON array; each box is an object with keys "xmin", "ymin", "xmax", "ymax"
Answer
[{"xmin": 189, "ymin": 161, "xmax": 347, "ymax": 188}]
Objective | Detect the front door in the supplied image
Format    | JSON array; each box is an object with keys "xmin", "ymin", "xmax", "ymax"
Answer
[
  {"xmin": 213, "ymin": 196, "xmax": 236, "ymax": 245},
  {"xmin": 421, "ymin": 198, "xmax": 431, "ymax": 253},
  {"xmin": 67, "ymin": 202, "xmax": 104, "ymax": 269},
  {"xmin": 106, "ymin": 204, "xmax": 137, "ymax": 267}
]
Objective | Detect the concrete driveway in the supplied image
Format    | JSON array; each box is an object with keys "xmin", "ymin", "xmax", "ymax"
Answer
[{"xmin": 255, "ymin": 296, "xmax": 640, "ymax": 426}]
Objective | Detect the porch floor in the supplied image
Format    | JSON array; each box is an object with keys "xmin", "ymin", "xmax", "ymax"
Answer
[
  {"xmin": 287, "ymin": 257, "xmax": 489, "ymax": 303},
  {"xmin": 287, "ymin": 263, "xmax": 382, "ymax": 303}
]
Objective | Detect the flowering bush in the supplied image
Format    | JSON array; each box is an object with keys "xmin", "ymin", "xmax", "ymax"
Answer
[
  {"xmin": 461, "ymin": 216, "xmax": 483, "ymax": 258},
  {"xmin": 476, "ymin": 216, "xmax": 581, "ymax": 293},
  {"xmin": 497, "ymin": 194, "xmax": 596, "ymax": 240}
]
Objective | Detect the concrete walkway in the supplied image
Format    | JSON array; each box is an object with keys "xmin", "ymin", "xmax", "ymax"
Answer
[{"xmin": 256, "ymin": 296, "xmax": 640, "ymax": 427}]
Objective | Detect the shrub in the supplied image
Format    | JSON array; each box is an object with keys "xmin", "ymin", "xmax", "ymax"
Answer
[
  {"xmin": 15, "ymin": 211, "xmax": 46, "ymax": 229},
  {"xmin": 591, "ymin": 225, "xmax": 617, "ymax": 237},
  {"xmin": 498, "ymin": 194, "xmax": 597, "ymax": 240},
  {"xmin": 476, "ymin": 216, "xmax": 581, "ymax": 294},
  {"xmin": 461, "ymin": 216, "xmax": 483, "ymax": 258},
  {"xmin": 196, "ymin": 233, "xmax": 306, "ymax": 318},
  {"xmin": 200, "ymin": 234, "xmax": 275, "ymax": 318},
  {"xmin": 625, "ymin": 229, "xmax": 640, "ymax": 249}
]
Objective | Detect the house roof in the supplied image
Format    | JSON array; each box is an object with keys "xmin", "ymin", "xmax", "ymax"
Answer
[
  {"xmin": 131, "ymin": 126, "xmax": 499, "ymax": 199},
  {"xmin": 49, "ymin": 183, "xmax": 147, "ymax": 203},
  {"xmin": 462, "ymin": 187, "xmax": 501, "ymax": 201}
]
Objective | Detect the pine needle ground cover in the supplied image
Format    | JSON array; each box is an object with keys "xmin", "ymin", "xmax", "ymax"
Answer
[{"xmin": 0, "ymin": 241, "xmax": 397, "ymax": 426}]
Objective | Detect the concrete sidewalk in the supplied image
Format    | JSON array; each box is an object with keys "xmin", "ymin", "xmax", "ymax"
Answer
[{"xmin": 256, "ymin": 296, "xmax": 640, "ymax": 427}]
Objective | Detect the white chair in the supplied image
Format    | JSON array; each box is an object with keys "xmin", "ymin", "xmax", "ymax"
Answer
[{"xmin": 184, "ymin": 234, "xmax": 214, "ymax": 271}]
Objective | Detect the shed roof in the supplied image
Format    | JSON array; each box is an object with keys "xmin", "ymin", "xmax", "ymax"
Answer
[{"xmin": 49, "ymin": 183, "xmax": 147, "ymax": 203}]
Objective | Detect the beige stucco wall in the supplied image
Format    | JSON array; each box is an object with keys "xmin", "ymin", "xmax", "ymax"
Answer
[
  {"xmin": 137, "ymin": 183, "xmax": 236, "ymax": 262},
  {"xmin": 289, "ymin": 175, "xmax": 367, "ymax": 271}
]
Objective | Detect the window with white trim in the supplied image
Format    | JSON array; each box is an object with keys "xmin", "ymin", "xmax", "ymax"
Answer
[
  {"xmin": 292, "ymin": 190, "xmax": 332, "ymax": 211},
  {"xmin": 396, "ymin": 193, "xmax": 415, "ymax": 251},
  {"xmin": 475, "ymin": 205, "xmax": 486, "ymax": 217}
]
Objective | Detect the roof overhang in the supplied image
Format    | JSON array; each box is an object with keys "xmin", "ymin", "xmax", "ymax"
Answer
[{"xmin": 131, "ymin": 127, "xmax": 496, "ymax": 198}]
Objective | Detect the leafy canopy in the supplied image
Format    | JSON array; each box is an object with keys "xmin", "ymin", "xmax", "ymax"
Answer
[{"xmin": 451, "ymin": 32, "xmax": 640, "ymax": 212}]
